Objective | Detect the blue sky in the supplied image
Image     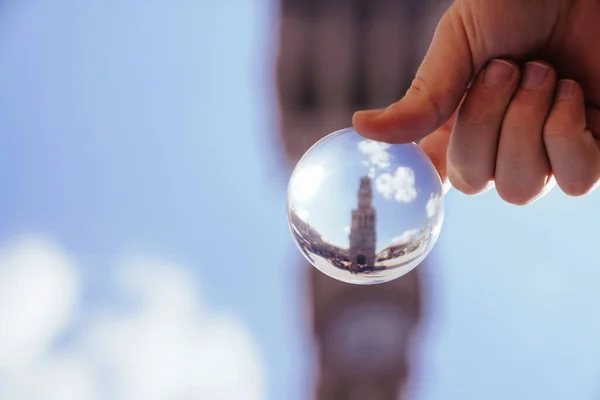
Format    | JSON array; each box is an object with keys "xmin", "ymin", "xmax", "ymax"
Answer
[
  {"xmin": 0, "ymin": 1, "xmax": 306, "ymax": 399},
  {"xmin": 0, "ymin": 1, "xmax": 600, "ymax": 400}
]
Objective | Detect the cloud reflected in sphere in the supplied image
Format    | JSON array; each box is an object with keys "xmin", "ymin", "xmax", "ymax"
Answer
[{"xmin": 287, "ymin": 128, "xmax": 444, "ymax": 285}]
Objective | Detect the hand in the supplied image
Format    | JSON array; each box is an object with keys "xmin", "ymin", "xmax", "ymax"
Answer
[{"xmin": 353, "ymin": 0, "xmax": 600, "ymax": 205}]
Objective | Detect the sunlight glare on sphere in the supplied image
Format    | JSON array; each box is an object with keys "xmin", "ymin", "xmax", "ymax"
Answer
[
  {"xmin": 287, "ymin": 128, "xmax": 444, "ymax": 285},
  {"xmin": 290, "ymin": 164, "xmax": 325, "ymax": 202}
]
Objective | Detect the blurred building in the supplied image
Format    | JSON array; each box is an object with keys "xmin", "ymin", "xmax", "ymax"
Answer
[{"xmin": 275, "ymin": 0, "xmax": 449, "ymax": 399}]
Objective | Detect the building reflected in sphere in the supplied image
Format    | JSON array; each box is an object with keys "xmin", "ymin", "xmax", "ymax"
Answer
[
  {"xmin": 287, "ymin": 128, "xmax": 444, "ymax": 285},
  {"xmin": 349, "ymin": 177, "xmax": 377, "ymax": 269}
]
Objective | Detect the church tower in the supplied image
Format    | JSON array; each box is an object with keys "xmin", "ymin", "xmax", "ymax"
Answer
[
  {"xmin": 349, "ymin": 177, "xmax": 376, "ymax": 267},
  {"xmin": 274, "ymin": 0, "xmax": 450, "ymax": 398}
]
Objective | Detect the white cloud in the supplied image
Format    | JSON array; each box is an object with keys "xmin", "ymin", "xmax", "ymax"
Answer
[
  {"xmin": 368, "ymin": 167, "xmax": 376, "ymax": 179},
  {"xmin": 4, "ymin": 355, "xmax": 100, "ymax": 400},
  {"xmin": 290, "ymin": 164, "xmax": 325, "ymax": 203},
  {"xmin": 0, "ymin": 237, "xmax": 78, "ymax": 372},
  {"xmin": 375, "ymin": 167, "xmax": 417, "ymax": 203},
  {"xmin": 0, "ymin": 237, "xmax": 265, "ymax": 400},
  {"xmin": 358, "ymin": 140, "xmax": 391, "ymax": 170},
  {"xmin": 426, "ymin": 193, "xmax": 443, "ymax": 218},
  {"xmin": 344, "ymin": 226, "xmax": 351, "ymax": 235},
  {"xmin": 87, "ymin": 257, "xmax": 264, "ymax": 400},
  {"xmin": 391, "ymin": 228, "xmax": 422, "ymax": 244}
]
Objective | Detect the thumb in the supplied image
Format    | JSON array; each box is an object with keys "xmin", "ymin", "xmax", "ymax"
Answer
[{"xmin": 353, "ymin": 7, "xmax": 474, "ymax": 144}]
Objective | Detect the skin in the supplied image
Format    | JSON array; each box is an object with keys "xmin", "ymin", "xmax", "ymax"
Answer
[{"xmin": 353, "ymin": 0, "xmax": 600, "ymax": 205}]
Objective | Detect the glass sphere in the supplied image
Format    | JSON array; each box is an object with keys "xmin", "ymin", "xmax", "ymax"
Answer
[{"xmin": 287, "ymin": 127, "xmax": 444, "ymax": 285}]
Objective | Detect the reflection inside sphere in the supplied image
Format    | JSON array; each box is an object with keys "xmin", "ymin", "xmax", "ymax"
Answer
[{"xmin": 287, "ymin": 128, "xmax": 444, "ymax": 285}]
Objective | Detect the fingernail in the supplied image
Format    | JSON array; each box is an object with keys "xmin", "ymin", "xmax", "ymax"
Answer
[
  {"xmin": 522, "ymin": 62, "xmax": 550, "ymax": 88},
  {"xmin": 355, "ymin": 108, "xmax": 386, "ymax": 119},
  {"xmin": 556, "ymin": 79, "xmax": 575, "ymax": 101},
  {"xmin": 484, "ymin": 59, "xmax": 515, "ymax": 87}
]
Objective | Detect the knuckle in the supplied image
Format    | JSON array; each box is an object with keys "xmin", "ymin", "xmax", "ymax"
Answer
[
  {"xmin": 505, "ymin": 109, "xmax": 534, "ymax": 129},
  {"xmin": 408, "ymin": 75, "xmax": 445, "ymax": 125},
  {"xmin": 458, "ymin": 90, "xmax": 511, "ymax": 128},
  {"xmin": 407, "ymin": 75, "xmax": 431, "ymax": 98},
  {"xmin": 458, "ymin": 108, "xmax": 490, "ymax": 129},
  {"xmin": 543, "ymin": 125, "xmax": 567, "ymax": 140},
  {"xmin": 543, "ymin": 115, "xmax": 581, "ymax": 140}
]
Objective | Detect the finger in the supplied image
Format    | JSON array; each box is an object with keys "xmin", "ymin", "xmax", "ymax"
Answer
[
  {"xmin": 419, "ymin": 114, "xmax": 453, "ymax": 193},
  {"xmin": 587, "ymin": 105, "xmax": 600, "ymax": 142},
  {"xmin": 496, "ymin": 61, "xmax": 556, "ymax": 205},
  {"xmin": 418, "ymin": 96, "xmax": 468, "ymax": 194},
  {"xmin": 544, "ymin": 80, "xmax": 600, "ymax": 196},
  {"xmin": 447, "ymin": 59, "xmax": 520, "ymax": 195},
  {"xmin": 353, "ymin": 5, "xmax": 473, "ymax": 144}
]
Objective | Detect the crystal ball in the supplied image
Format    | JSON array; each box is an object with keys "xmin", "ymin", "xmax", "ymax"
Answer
[{"xmin": 287, "ymin": 127, "xmax": 444, "ymax": 285}]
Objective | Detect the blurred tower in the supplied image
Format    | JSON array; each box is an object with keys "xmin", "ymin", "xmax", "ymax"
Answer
[
  {"xmin": 349, "ymin": 177, "xmax": 376, "ymax": 268},
  {"xmin": 275, "ymin": 0, "xmax": 449, "ymax": 398}
]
